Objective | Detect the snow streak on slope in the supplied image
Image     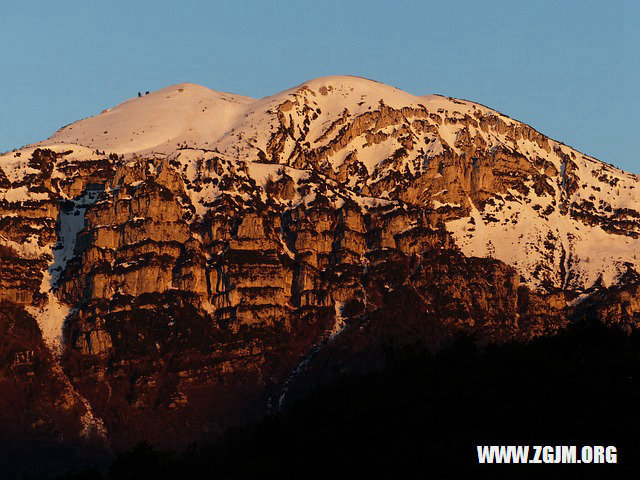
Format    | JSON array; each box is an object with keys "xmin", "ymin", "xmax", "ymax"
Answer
[
  {"xmin": 17, "ymin": 189, "xmax": 101, "ymax": 355},
  {"xmin": 50, "ymin": 189, "xmax": 101, "ymax": 285},
  {"xmin": 27, "ymin": 271, "xmax": 70, "ymax": 355}
]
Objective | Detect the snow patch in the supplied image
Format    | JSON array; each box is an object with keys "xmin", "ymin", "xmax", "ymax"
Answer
[
  {"xmin": 26, "ymin": 271, "xmax": 70, "ymax": 355},
  {"xmin": 49, "ymin": 190, "xmax": 100, "ymax": 286}
]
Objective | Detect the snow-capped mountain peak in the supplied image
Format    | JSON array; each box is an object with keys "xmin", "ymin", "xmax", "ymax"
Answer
[{"xmin": 2, "ymin": 76, "xmax": 639, "ymax": 299}]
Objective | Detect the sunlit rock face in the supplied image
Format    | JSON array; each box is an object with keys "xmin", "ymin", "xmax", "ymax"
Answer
[{"xmin": 1, "ymin": 76, "xmax": 639, "ymax": 453}]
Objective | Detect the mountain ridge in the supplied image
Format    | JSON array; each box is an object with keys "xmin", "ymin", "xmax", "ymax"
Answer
[{"xmin": 39, "ymin": 76, "xmax": 549, "ymax": 156}]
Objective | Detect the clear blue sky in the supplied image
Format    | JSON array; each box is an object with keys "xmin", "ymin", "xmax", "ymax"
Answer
[{"xmin": 1, "ymin": 0, "xmax": 638, "ymax": 172}]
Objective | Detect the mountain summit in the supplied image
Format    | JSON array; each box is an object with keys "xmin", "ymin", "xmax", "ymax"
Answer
[{"xmin": 1, "ymin": 77, "xmax": 639, "ymax": 463}]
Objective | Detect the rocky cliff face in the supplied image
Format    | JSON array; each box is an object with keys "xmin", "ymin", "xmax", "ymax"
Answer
[{"xmin": 1, "ymin": 76, "xmax": 638, "ymax": 458}]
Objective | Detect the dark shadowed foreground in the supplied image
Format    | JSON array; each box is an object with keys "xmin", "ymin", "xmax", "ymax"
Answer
[{"xmin": 23, "ymin": 320, "xmax": 637, "ymax": 480}]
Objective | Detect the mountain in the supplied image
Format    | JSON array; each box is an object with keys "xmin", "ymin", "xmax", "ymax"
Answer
[
  {"xmin": 1, "ymin": 76, "xmax": 639, "ymax": 474},
  {"xmin": 34, "ymin": 77, "xmax": 640, "ymax": 294}
]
